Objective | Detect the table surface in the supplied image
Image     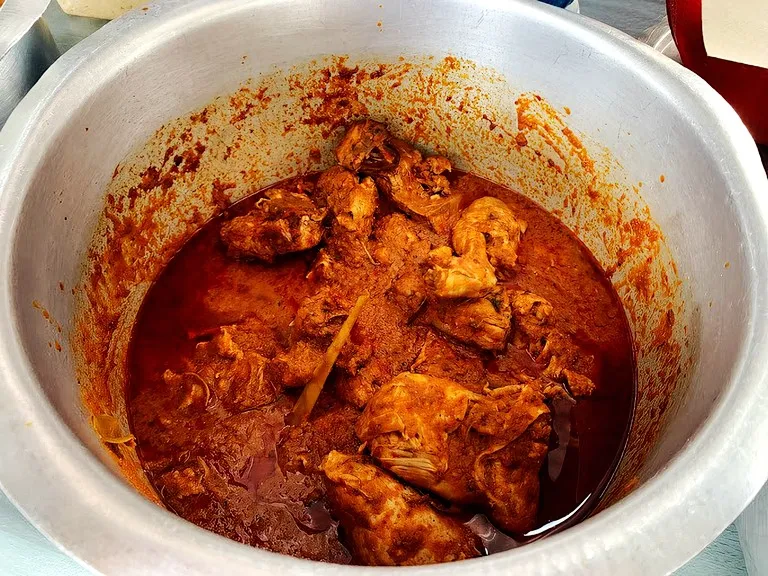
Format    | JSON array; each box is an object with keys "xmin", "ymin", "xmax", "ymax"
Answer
[{"xmin": 0, "ymin": 0, "xmax": 754, "ymax": 574}]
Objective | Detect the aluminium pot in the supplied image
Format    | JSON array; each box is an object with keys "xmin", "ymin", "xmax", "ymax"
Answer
[{"xmin": 1, "ymin": 0, "xmax": 768, "ymax": 574}]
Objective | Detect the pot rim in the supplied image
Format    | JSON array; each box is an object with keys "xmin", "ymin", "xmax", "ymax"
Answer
[{"xmin": 1, "ymin": 1, "xmax": 768, "ymax": 574}]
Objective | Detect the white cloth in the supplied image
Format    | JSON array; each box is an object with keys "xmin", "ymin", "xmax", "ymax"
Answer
[{"xmin": 0, "ymin": 492, "xmax": 90, "ymax": 575}]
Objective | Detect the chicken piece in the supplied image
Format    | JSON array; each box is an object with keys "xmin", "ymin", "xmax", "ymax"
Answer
[
  {"xmin": 220, "ymin": 188, "xmax": 326, "ymax": 262},
  {"xmin": 157, "ymin": 460, "xmax": 207, "ymax": 499},
  {"xmin": 539, "ymin": 334, "xmax": 597, "ymax": 397},
  {"xmin": 356, "ymin": 372, "xmax": 550, "ymax": 534},
  {"xmin": 163, "ymin": 370, "xmax": 212, "ymax": 413},
  {"xmin": 321, "ymin": 451, "xmax": 480, "ymax": 565},
  {"xmin": 335, "ymin": 119, "xmax": 393, "ymax": 172},
  {"xmin": 414, "ymin": 156, "xmax": 452, "ymax": 194},
  {"xmin": 390, "ymin": 268, "xmax": 429, "ymax": 319},
  {"xmin": 426, "ymin": 197, "xmax": 527, "ymax": 298},
  {"xmin": 316, "ymin": 166, "xmax": 378, "ymax": 237},
  {"xmin": 372, "ymin": 214, "xmax": 444, "ymax": 318},
  {"xmin": 410, "ymin": 332, "xmax": 486, "ymax": 391},
  {"xmin": 305, "ymin": 214, "xmax": 440, "ymax": 407},
  {"xmin": 510, "ymin": 290, "xmax": 596, "ymax": 397},
  {"xmin": 307, "ymin": 237, "xmax": 374, "ymax": 286},
  {"xmin": 425, "ymin": 287, "xmax": 512, "ymax": 351},
  {"xmin": 265, "ymin": 340, "xmax": 324, "ymax": 389},
  {"xmin": 271, "ymin": 284, "xmax": 374, "ymax": 396},
  {"xmin": 426, "ymin": 245, "xmax": 496, "ymax": 299},
  {"xmin": 474, "ymin": 415, "xmax": 550, "ymax": 533},
  {"xmin": 456, "ymin": 196, "xmax": 527, "ymax": 276},
  {"xmin": 356, "ymin": 374, "xmax": 475, "ymax": 500},
  {"xmin": 277, "ymin": 403, "xmax": 361, "ymax": 474},
  {"xmin": 561, "ymin": 369, "xmax": 596, "ymax": 396},
  {"xmin": 372, "ymin": 213, "xmax": 436, "ymax": 270},
  {"xmin": 510, "ymin": 290, "xmax": 554, "ymax": 344},
  {"xmin": 293, "ymin": 288, "xmax": 354, "ymax": 343},
  {"xmin": 155, "ymin": 400, "xmax": 352, "ymax": 559},
  {"xmin": 164, "ymin": 326, "xmax": 276, "ymax": 412},
  {"xmin": 156, "ymin": 455, "xmax": 261, "ymax": 546},
  {"xmin": 201, "ymin": 401, "xmax": 288, "ymax": 482},
  {"xmin": 510, "ymin": 289, "xmax": 558, "ymax": 362},
  {"xmin": 335, "ymin": 120, "xmax": 460, "ymax": 236},
  {"xmin": 334, "ymin": 298, "xmax": 428, "ymax": 408},
  {"xmin": 305, "ymin": 174, "xmax": 382, "ymax": 288},
  {"xmin": 369, "ymin": 138, "xmax": 460, "ymax": 236}
]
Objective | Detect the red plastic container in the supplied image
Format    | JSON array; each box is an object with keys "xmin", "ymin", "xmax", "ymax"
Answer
[{"xmin": 668, "ymin": 0, "xmax": 768, "ymax": 144}]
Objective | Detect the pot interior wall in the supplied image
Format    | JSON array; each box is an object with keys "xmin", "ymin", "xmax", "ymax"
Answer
[{"xmin": 8, "ymin": 0, "xmax": 748, "ymax": 544}]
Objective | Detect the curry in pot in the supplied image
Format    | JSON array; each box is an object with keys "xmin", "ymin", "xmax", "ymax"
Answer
[{"xmin": 128, "ymin": 120, "xmax": 635, "ymax": 565}]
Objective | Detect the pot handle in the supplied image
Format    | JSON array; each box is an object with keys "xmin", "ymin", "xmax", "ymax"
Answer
[
  {"xmin": 637, "ymin": 16, "xmax": 682, "ymax": 63},
  {"xmin": 0, "ymin": 0, "xmax": 51, "ymax": 60}
]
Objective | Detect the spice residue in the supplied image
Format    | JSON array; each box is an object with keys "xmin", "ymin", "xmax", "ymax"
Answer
[{"xmin": 72, "ymin": 53, "xmax": 688, "ymax": 516}]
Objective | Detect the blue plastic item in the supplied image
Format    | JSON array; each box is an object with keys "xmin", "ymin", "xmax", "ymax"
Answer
[{"xmin": 538, "ymin": 0, "xmax": 575, "ymax": 7}]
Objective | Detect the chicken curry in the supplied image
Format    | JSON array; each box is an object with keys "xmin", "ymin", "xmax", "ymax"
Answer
[{"xmin": 128, "ymin": 120, "xmax": 635, "ymax": 565}]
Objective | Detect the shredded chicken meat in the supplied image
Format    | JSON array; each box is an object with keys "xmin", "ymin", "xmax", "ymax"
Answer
[
  {"xmin": 336, "ymin": 119, "xmax": 461, "ymax": 236},
  {"xmin": 355, "ymin": 373, "xmax": 551, "ymax": 533},
  {"xmin": 321, "ymin": 451, "xmax": 481, "ymax": 565},
  {"xmin": 221, "ymin": 187, "xmax": 326, "ymax": 262}
]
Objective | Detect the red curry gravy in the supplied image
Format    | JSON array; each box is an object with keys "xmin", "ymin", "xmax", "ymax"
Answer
[{"xmin": 127, "ymin": 171, "xmax": 635, "ymax": 563}]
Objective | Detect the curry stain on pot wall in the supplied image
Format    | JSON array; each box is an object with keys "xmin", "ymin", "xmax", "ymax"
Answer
[{"xmin": 71, "ymin": 55, "xmax": 692, "ymax": 513}]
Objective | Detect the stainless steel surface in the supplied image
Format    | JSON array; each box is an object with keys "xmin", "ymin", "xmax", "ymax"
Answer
[
  {"xmin": 1, "ymin": 1, "xmax": 768, "ymax": 575},
  {"xmin": 638, "ymin": 16, "xmax": 682, "ymax": 63},
  {"xmin": 0, "ymin": 0, "xmax": 59, "ymax": 129}
]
